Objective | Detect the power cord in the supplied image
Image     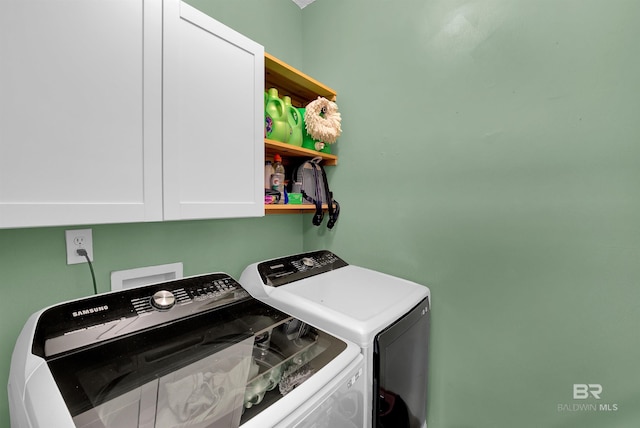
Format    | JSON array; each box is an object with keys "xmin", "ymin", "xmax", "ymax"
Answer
[{"xmin": 76, "ymin": 249, "xmax": 98, "ymax": 295}]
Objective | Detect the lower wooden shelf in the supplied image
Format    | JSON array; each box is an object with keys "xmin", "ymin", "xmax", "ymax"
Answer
[
  {"xmin": 265, "ymin": 203, "xmax": 331, "ymax": 214},
  {"xmin": 265, "ymin": 139, "xmax": 338, "ymax": 166}
]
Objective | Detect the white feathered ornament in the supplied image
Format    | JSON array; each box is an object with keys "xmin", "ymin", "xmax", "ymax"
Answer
[{"xmin": 304, "ymin": 97, "xmax": 342, "ymax": 150}]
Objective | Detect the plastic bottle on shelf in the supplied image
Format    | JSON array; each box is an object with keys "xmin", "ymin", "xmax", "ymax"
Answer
[
  {"xmin": 270, "ymin": 154, "xmax": 286, "ymax": 204},
  {"xmin": 283, "ymin": 96, "xmax": 303, "ymax": 147},
  {"xmin": 265, "ymin": 88, "xmax": 289, "ymax": 143},
  {"xmin": 264, "ymin": 161, "xmax": 274, "ymax": 189}
]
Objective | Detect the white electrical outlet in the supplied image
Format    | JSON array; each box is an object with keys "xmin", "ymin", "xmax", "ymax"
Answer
[{"xmin": 65, "ymin": 229, "xmax": 94, "ymax": 265}]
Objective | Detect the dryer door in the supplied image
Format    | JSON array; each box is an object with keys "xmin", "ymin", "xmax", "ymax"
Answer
[{"xmin": 373, "ymin": 297, "xmax": 430, "ymax": 428}]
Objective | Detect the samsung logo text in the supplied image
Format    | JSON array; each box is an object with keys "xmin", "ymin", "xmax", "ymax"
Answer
[{"xmin": 72, "ymin": 305, "xmax": 109, "ymax": 317}]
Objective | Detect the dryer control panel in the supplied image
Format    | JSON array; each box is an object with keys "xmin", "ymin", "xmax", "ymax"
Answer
[{"xmin": 257, "ymin": 250, "xmax": 348, "ymax": 287}]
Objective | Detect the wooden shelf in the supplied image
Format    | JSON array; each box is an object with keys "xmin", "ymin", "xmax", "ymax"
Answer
[
  {"xmin": 265, "ymin": 139, "xmax": 337, "ymax": 166},
  {"xmin": 265, "ymin": 53, "xmax": 336, "ymax": 108},
  {"xmin": 265, "ymin": 203, "xmax": 332, "ymax": 214},
  {"xmin": 264, "ymin": 53, "xmax": 339, "ymax": 216}
]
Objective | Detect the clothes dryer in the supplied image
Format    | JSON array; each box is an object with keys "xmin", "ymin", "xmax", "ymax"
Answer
[{"xmin": 240, "ymin": 250, "xmax": 431, "ymax": 428}]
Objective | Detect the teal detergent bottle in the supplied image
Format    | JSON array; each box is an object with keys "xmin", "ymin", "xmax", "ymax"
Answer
[
  {"xmin": 283, "ymin": 96, "xmax": 303, "ymax": 147},
  {"xmin": 265, "ymin": 88, "xmax": 289, "ymax": 143}
]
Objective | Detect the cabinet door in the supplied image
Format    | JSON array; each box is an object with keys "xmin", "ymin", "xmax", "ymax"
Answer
[
  {"xmin": 0, "ymin": 0, "xmax": 163, "ymax": 228},
  {"xmin": 162, "ymin": 0, "xmax": 264, "ymax": 220}
]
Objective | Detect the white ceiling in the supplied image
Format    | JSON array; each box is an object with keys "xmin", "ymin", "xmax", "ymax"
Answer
[{"xmin": 291, "ymin": 0, "xmax": 317, "ymax": 9}]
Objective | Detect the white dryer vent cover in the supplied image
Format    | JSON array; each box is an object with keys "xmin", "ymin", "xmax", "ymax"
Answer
[
  {"xmin": 292, "ymin": 0, "xmax": 316, "ymax": 9},
  {"xmin": 110, "ymin": 262, "xmax": 183, "ymax": 291}
]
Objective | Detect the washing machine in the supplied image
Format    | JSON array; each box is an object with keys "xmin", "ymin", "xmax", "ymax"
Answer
[
  {"xmin": 8, "ymin": 272, "xmax": 365, "ymax": 428},
  {"xmin": 240, "ymin": 250, "xmax": 431, "ymax": 428}
]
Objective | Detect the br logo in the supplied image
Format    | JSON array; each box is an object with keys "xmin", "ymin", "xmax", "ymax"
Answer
[{"xmin": 573, "ymin": 384, "xmax": 602, "ymax": 399}]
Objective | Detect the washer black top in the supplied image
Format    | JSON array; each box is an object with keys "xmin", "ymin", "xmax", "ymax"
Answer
[{"xmin": 33, "ymin": 273, "xmax": 250, "ymax": 358}]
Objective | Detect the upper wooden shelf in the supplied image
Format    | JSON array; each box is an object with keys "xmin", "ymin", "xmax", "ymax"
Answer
[
  {"xmin": 265, "ymin": 139, "xmax": 338, "ymax": 166},
  {"xmin": 265, "ymin": 52, "xmax": 337, "ymax": 108}
]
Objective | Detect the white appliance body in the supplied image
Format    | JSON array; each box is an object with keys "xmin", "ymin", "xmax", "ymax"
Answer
[
  {"xmin": 240, "ymin": 251, "xmax": 431, "ymax": 428},
  {"xmin": 8, "ymin": 273, "xmax": 365, "ymax": 428}
]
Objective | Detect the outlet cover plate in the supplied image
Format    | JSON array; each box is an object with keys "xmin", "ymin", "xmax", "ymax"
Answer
[{"xmin": 65, "ymin": 229, "xmax": 94, "ymax": 265}]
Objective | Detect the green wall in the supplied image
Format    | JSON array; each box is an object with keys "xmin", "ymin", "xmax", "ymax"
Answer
[
  {"xmin": 301, "ymin": 0, "xmax": 640, "ymax": 427},
  {"xmin": 3, "ymin": 1, "xmax": 640, "ymax": 427}
]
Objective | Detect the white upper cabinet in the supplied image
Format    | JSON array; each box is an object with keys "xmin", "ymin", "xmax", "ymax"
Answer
[
  {"xmin": 0, "ymin": 0, "xmax": 264, "ymax": 229},
  {"xmin": 0, "ymin": 0, "xmax": 163, "ymax": 228},
  {"xmin": 162, "ymin": 1, "xmax": 264, "ymax": 220}
]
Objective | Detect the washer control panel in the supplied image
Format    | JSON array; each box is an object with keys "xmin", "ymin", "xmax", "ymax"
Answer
[
  {"xmin": 35, "ymin": 273, "xmax": 251, "ymax": 358},
  {"xmin": 129, "ymin": 275, "xmax": 246, "ymax": 316},
  {"xmin": 257, "ymin": 250, "xmax": 348, "ymax": 287}
]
